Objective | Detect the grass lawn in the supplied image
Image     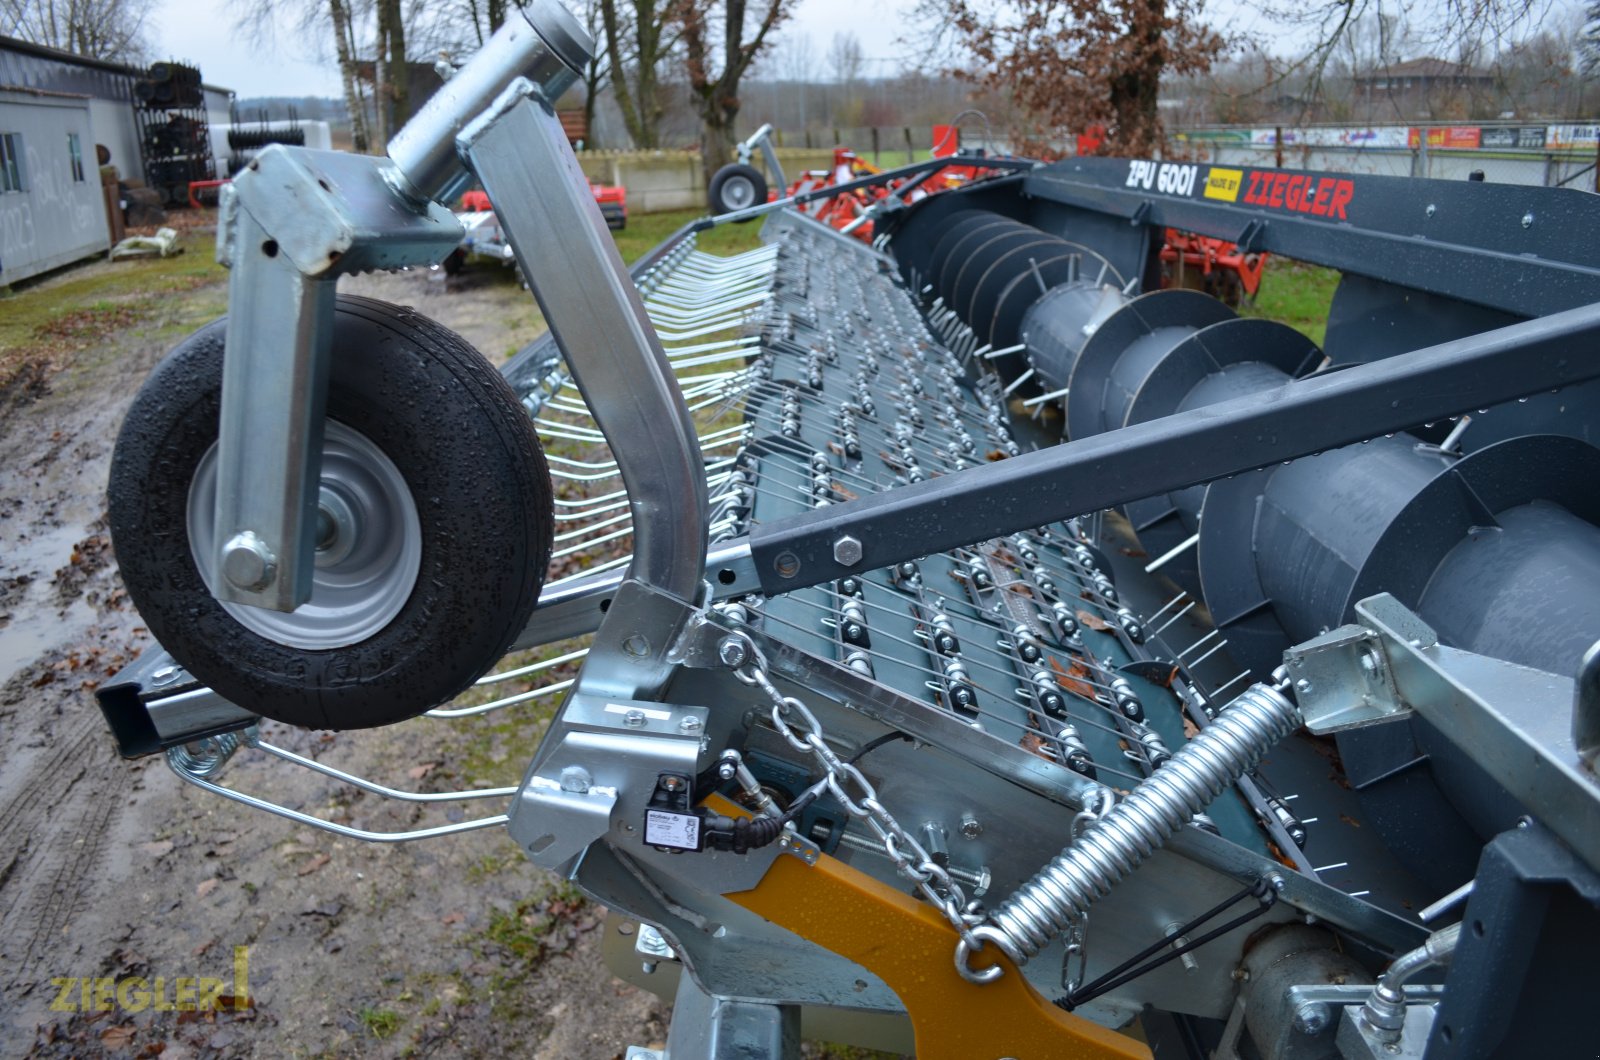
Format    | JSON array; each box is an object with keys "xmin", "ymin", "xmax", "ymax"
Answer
[
  {"xmin": 1243, "ymin": 258, "xmax": 1341, "ymax": 347},
  {"xmin": 612, "ymin": 206, "xmax": 767, "ymax": 264}
]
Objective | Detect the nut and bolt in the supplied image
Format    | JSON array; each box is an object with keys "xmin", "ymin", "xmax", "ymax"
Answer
[
  {"xmin": 660, "ymin": 775, "xmax": 686, "ymax": 793},
  {"xmin": 150, "ymin": 664, "xmax": 182, "ymax": 687},
  {"xmin": 623, "ymin": 709, "xmax": 648, "ymax": 727},
  {"xmin": 1166, "ymin": 924, "xmax": 1199, "ymax": 974},
  {"xmin": 1521, "ymin": 212, "xmax": 1535, "ymax": 228},
  {"xmin": 1292, "ymin": 998, "xmax": 1332, "ymax": 1036},
  {"xmin": 621, "ymin": 634, "xmax": 650, "ymax": 658},
  {"xmin": 678, "ymin": 715, "xmax": 702, "ymax": 733},
  {"xmin": 717, "ymin": 636, "xmax": 748, "ymax": 669},
  {"xmin": 221, "ymin": 531, "xmax": 277, "ymax": 592},
  {"xmin": 959, "ymin": 814, "xmax": 983, "ymax": 839},
  {"xmin": 559, "ymin": 766, "xmax": 592, "ymax": 794},
  {"xmin": 832, "ymin": 535, "xmax": 864, "ymax": 567},
  {"xmin": 1361, "ymin": 647, "xmax": 1383, "ymax": 676}
]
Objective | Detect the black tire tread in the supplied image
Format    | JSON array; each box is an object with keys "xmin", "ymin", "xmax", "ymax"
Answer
[{"xmin": 108, "ymin": 295, "xmax": 553, "ymax": 730}]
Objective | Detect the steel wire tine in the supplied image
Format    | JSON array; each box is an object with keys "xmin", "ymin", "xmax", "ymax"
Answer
[
  {"xmin": 647, "ymin": 278, "xmax": 775, "ymax": 311},
  {"xmin": 426, "ymin": 678, "xmax": 576, "ymax": 718},
  {"xmin": 544, "ymin": 425, "xmax": 747, "ymax": 475},
  {"xmin": 546, "ymin": 550, "xmax": 634, "ymax": 586},
  {"xmin": 254, "ymin": 739, "xmax": 518, "ymax": 802},
  {"xmin": 476, "ymin": 646, "xmax": 591, "ymax": 685},
  {"xmin": 168, "ymin": 753, "xmax": 509, "ymax": 843}
]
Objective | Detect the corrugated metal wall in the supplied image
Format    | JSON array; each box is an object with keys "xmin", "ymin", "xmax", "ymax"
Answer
[{"xmin": 1, "ymin": 36, "xmax": 234, "ymax": 184}]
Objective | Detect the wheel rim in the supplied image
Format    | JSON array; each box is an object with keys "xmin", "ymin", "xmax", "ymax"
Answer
[
  {"xmin": 187, "ymin": 419, "xmax": 423, "ymax": 650},
  {"xmin": 722, "ymin": 175, "xmax": 756, "ymax": 210}
]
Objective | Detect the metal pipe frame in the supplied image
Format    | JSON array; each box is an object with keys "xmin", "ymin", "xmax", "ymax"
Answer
[
  {"xmin": 747, "ymin": 301, "xmax": 1600, "ymax": 596},
  {"xmin": 460, "ymin": 81, "xmax": 709, "ymax": 667}
]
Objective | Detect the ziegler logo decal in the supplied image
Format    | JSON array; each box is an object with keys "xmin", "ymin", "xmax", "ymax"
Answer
[
  {"xmin": 1241, "ymin": 170, "xmax": 1355, "ymax": 219},
  {"xmin": 1126, "ymin": 160, "xmax": 1200, "ymax": 197}
]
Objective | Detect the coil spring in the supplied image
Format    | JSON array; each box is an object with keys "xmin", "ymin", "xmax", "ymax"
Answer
[
  {"xmin": 957, "ymin": 682, "xmax": 1300, "ymax": 982},
  {"xmin": 166, "ymin": 731, "xmax": 245, "ymax": 779}
]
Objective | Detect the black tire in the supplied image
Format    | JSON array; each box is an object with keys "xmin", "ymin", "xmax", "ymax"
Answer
[
  {"xmin": 107, "ymin": 295, "xmax": 554, "ymax": 730},
  {"xmin": 708, "ymin": 163, "xmax": 767, "ymax": 219}
]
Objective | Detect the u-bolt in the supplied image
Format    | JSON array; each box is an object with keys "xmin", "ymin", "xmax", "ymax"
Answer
[{"xmin": 956, "ymin": 682, "xmax": 1301, "ymax": 983}]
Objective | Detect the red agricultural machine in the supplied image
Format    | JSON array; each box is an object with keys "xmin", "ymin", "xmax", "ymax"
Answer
[{"xmin": 709, "ymin": 124, "xmax": 1267, "ymax": 304}]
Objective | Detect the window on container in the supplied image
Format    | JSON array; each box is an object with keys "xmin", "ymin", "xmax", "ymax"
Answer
[
  {"xmin": 0, "ymin": 133, "xmax": 23, "ymax": 192},
  {"xmin": 68, "ymin": 132, "xmax": 85, "ymax": 182}
]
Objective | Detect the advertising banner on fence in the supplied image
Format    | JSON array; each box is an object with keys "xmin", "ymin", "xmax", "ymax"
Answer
[
  {"xmin": 1408, "ymin": 127, "xmax": 1482, "ymax": 149},
  {"xmin": 1546, "ymin": 124, "xmax": 1600, "ymax": 150},
  {"xmin": 1479, "ymin": 126, "xmax": 1547, "ymax": 150},
  {"xmin": 1250, "ymin": 127, "xmax": 1410, "ymax": 148}
]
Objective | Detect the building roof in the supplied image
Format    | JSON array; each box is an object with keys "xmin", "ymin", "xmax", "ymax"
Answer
[
  {"xmin": 0, "ymin": 33, "xmax": 232, "ymax": 95},
  {"xmin": 1352, "ymin": 57, "xmax": 1495, "ymax": 83}
]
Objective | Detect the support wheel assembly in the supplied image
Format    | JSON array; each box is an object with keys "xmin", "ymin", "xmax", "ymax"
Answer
[
  {"xmin": 708, "ymin": 163, "xmax": 767, "ymax": 218},
  {"xmin": 107, "ymin": 295, "xmax": 554, "ymax": 730}
]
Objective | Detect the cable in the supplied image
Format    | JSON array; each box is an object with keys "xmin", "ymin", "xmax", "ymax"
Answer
[{"xmin": 1054, "ymin": 880, "xmax": 1277, "ymax": 1009}]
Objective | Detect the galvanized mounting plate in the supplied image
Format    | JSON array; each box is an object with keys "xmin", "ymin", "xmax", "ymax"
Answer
[
  {"xmin": 1283, "ymin": 599, "xmax": 1436, "ymax": 735},
  {"xmin": 1292, "ymin": 593, "xmax": 1600, "ymax": 872},
  {"xmin": 222, "ymin": 146, "xmax": 464, "ymax": 275}
]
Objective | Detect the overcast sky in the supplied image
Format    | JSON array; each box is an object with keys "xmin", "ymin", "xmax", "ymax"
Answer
[
  {"xmin": 150, "ymin": 0, "xmax": 921, "ymax": 98},
  {"xmin": 150, "ymin": 0, "xmax": 1587, "ymax": 100}
]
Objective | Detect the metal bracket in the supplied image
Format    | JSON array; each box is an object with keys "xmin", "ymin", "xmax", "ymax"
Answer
[
  {"xmin": 94, "ymin": 648, "xmax": 259, "ymax": 758},
  {"xmin": 508, "ymin": 693, "xmax": 708, "ymax": 870},
  {"xmin": 1291, "ymin": 593, "xmax": 1600, "ymax": 871},
  {"xmin": 1283, "ymin": 621, "xmax": 1418, "ymax": 734}
]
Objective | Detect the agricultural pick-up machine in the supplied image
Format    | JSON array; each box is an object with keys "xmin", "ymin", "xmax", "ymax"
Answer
[{"xmin": 98, "ymin": 3, "xmax": 1600, "ymax": 1058}]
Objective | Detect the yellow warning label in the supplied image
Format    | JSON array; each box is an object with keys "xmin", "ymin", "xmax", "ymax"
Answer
[{"xmin": 1204, "ymin": 167, "xmax": 1244, "ymax": 202}]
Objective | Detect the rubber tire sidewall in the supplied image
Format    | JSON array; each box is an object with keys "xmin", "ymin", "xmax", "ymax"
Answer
[
  {"xmin": 709, "ymin": 164, "xmax": 768, "ymax": 220},
  {"xmin": 108, "ymin": 295, "xmax": 553, "ymax": 730}
]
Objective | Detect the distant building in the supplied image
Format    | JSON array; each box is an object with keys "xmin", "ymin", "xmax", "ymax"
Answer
[
  {"xmin": 0, "ymin": 35, "xmax": 232, "ymax": 189},
  {"xmin": 0, "ymin": 87, "xmax": 108, "ymax": 283},
  {"xmin": 0, "ymin": 35, "xmax": 233, "ymax": 281},
  {"xmin": 1352, "ymin": 58, "xmax": 1496, "ymax": 101}
]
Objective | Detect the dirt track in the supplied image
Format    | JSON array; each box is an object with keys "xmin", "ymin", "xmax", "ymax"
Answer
[{"xmin": 0, "ymin": 252, "xmax": 676, "ymax": 1058}]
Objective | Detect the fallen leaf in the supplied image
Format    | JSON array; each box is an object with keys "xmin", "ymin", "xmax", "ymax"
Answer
[
  {"xmin": 1076, "ymin": 609, "xmax": 1111, "ymax": 631},
  {"xmin": 141, "ymin": 840, "xmax": 174, "ymax": 858},
  {"xmin": 196, "ymin": 878, "xmax": 219, "ymax": 898},
  {"xmin": 407, "ymin": 762, "xmax": 439, "ymax": 780},
  {"xmin": 192, "ymin": 937, "xmax": 215, "ymax": 957},
  {"xmin": 1049, "ymin": 656, "xmax": 1098, "ymax": 700},
  {"xmin": 297, "ymin": 853, "xmax": 331, "ymax": 876},
  {"xmin": 99, "ymin": 1024, "xmax": 136, "ymax": 1048},
  {"xmin": 441, "ymin": 911, "xmax": 465, "ymax": 925}
]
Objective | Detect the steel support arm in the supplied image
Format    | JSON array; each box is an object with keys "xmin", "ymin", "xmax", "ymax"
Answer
[{"xmin": 749, "ymin": 301, "xmax": 1600, "ymax": 595}]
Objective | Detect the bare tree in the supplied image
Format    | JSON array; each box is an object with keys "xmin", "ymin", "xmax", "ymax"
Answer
[
  {"xmin": 579, "ymin": 0, "xmax": 613, "ymax": 147},
  {"xmin": 328, "ymin": 0, "xmax": 371, "ymax": 151},
  {"xmin": 1582, "ymin": 0, "xmax": 1600, "ymax": 77},
  {"xmin": 373, "ymin": 0, "xmax": 408, "ymax": 140},
  {"xmin": 913, "ymin": 0, "xmax": 1228, "ymax": 155},
  {"xmin": 1258, "ymin": 0, "xmax": 1554, "ymax": 114},
  {"xmin": 600, "ymin": 0, "xmax": 677, "ymax": 148},
  {"xmin": 1, "ymin": 0, "xmax": 155, "ymax": 62},
  {"xmin": 828, "ymin": 31, "xmax": 864, "ymax": 88},
  {"xmin": 774, "ymin": 30, "xmax": 814, "ymax": 130},
  {"xmin": 674, "ymin": 0, "xmax": 793, "ymax": 181}
]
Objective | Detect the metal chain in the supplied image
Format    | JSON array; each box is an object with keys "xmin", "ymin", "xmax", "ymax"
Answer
[{"xmin": 724, "ymin": 630, "xmax": 985, "ymax": 949}]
